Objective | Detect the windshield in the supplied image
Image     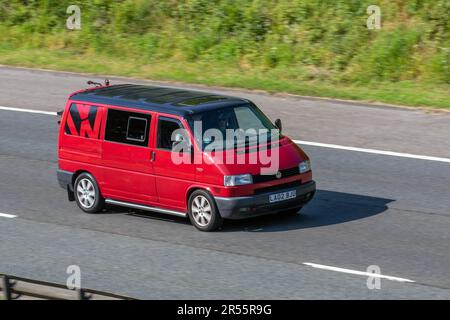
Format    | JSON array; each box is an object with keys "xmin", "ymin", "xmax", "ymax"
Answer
[{"xmin": 187, "ymin": 104, "xmax": 279, "ymax": 151}]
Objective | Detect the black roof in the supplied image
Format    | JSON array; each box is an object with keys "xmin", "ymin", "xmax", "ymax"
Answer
[{"xmin": 70, "ymin": 84, "xmax": 249, "ymax": 117}]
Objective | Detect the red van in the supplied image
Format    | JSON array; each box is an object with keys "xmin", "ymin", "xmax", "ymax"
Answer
[{"xmin": 57, "ymin": 83, "xmax": 316, "ymax": 231}]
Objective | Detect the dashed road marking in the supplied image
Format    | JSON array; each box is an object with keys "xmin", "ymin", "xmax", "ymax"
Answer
[
  {"xmin": 294, "ymin": 140, "xmax": 450, "ymax": 164},
  {"xmin": 1, "ymin": 105, "xmax": 449, "ymax": 164},
  {"xmin": 0, "ymin": 106, "xmax": 57, "ymax": 116},
  {"xmin": 0, "ymin": 213, "xmax": 17, "ymax": 219},
  {"xmin": 303, "ymin": 262, "xmax": 415, "ymax": 283}
]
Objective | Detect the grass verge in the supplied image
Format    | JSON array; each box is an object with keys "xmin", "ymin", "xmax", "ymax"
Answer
[{"xmin": 0, "ymin": 47, "xmax": 448, "ymax": 109}]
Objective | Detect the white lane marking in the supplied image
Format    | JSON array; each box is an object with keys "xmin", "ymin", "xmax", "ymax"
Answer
[
  {"xmin": 303, "ymin": 262, "xmax": 415, "ymax": 283},
  {"xmin": 0, "ymin": 106, "xmax": 57, "ymax": 116},
  {"xmin": 0, "ymin": 213, "xmax": 17, "ymax": 219},
  {"xmin": 294, "ymin": 140, "xmax": 450, "ymax": 163},
  {"xmin": 1, "ymin": 106, "xmax": 449, "ymax": 164}
]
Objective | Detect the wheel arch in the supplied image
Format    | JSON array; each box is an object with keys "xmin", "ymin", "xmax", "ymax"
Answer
[
  {"xmin": 72, "ymin": 169, "xmax": 90, "ymax": 187},
  {"xmin": 186, "ymin": 186, "xmax": 214, "ymax": 208},
  {"xmin": 72, "ymin": 170, "xmax": 103, "ymax": 196}
]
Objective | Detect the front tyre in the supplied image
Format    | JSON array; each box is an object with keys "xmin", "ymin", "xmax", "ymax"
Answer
[
  {"xmin": 188, "ymin": 190, "xmax": 223, "ymax": 231},
  {"xmin": 74, "ymin": 173, "xmax": 105, "ymax": 213}
]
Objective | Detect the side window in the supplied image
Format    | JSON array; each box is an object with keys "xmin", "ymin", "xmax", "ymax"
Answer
[
  {"xmin": 65, "ymin": 103, "xmax": 103, "ymax": 139},
  {"xmin": 157, "ymin": 117, "xmax": 186, "ymax": 150},
  {"xmin": 105, "ymin": 109, "xmax": 151, "ymax": 146},
  {"xmin": 127, "ymin": 117, "xmax": 148, "ymax": 142}
]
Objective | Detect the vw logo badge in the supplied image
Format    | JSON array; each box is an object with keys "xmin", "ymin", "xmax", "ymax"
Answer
[{"xmin": 276, "ymin": 171, "xmax": 282, "ymax": 179}]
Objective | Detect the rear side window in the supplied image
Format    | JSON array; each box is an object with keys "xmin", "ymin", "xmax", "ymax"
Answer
[
  {"xmin": 65, "ymin": 103, "xmax": 103, "ymax": 139},
  {"xmin": 105, "ymin": 109, "xmax": 151, "ymax": 146}
]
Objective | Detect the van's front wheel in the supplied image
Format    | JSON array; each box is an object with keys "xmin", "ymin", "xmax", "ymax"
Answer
[
  {"xmin": 188, "ymin": 190, "xmax": 223, "ymax": 231},
  {"xmin": 74, "ymin": 173, "xmax": 105, "ymax": 213}
]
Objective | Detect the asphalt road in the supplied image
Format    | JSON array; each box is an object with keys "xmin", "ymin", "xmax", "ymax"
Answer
[{"xmin": 0, "ymin": 66, "xmax": 449, "ymax": 299}]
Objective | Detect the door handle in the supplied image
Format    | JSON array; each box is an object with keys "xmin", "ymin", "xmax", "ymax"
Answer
[{"xmin": 150, "ymin": 151, "xmax": 156, "ymax": 162}]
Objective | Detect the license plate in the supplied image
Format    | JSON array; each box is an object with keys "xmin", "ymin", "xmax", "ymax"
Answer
[{"xmin": 269, "ymin": 190, "xmax": 297, "ymax": 203}]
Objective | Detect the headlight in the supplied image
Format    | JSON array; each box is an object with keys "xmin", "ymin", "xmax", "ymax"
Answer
[
  {"xmin": 299, "ymin": 160, "xmax": 311, "ymax": 174},
  {"xmin": 224, "ymin": 174, "xmax": 253, "ymax": 186}
]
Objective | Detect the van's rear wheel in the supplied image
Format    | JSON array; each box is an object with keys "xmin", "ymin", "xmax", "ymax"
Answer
[
  {"xmin": 188, "ymin": 190, "xmax": 223, "ymax": 231},
  {"xmin": 74, "ymin": 173, "xmax": 104, "ymax": 213}
]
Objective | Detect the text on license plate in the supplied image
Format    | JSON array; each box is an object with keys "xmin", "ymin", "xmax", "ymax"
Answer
[{"xmin": 269, "ymin": 190, "xmax": 297, "ymax": 203}]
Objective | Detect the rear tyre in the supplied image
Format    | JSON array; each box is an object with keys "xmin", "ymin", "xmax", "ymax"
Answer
[
  {"xmin": 74, "ymin": 173, "xmax": 105, "ymax": 214},
  {"xmin": 188, "ymin": 190, "xmax": 223, "ymax": 232}
]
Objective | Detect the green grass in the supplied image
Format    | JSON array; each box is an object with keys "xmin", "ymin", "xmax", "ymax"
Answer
[
  {"xmin": 0, "ymin": 46, "xmax": 449, "ymax": 109},
  {"xmin": 0, "ymin": 0, "xmax": 448, "ymax": 108}
]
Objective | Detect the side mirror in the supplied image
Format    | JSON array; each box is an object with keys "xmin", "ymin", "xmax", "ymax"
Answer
[
  {"xmin": 57, "ymin": 110, "xmax": 63, "ymax": 125},
  {"xmin": 274, "ymin": 119, "xmax": 282, "ymax": 133},
  {"xmin": 173, "ymin": 133, "xmax": 192, "ymax": 152},
  {"xmin": 174, "ymin": 133, "xmax": 184, "ymax": 144}
]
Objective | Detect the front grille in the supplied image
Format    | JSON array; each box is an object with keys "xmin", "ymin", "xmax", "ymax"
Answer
[
  {"xmin": 253, "ymin": 166, "xmax": 299, "ymax": 184},
  {"xmin": 254, "ymin": 180, "xmax": 302, "ymax": 195}
]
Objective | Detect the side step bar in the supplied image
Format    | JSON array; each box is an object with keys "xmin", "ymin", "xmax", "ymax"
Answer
[{"xmin": 105, "ymin": 199, "xmax": 187, "ymax": 218}]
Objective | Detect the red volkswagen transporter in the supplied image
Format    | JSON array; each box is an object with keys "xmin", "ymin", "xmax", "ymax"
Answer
[{"xmin": 57, "ymin": 84, "xmax": 316, "ymax": 231}]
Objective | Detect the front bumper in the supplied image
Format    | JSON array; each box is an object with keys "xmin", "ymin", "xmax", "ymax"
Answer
[{"xmin": 215, "ymin": 180, "xmax": 316, "ymax": 219}]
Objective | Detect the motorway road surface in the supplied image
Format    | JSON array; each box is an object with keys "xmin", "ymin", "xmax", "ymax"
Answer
[{"xmin": 0, "ymin": 66, "xmax": 449, "ymax": 299}]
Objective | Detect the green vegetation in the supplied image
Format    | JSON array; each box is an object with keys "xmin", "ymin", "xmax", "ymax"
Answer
[{"xmin": 0, "ymin": 0, "xmax": 449, "ymax": 108}]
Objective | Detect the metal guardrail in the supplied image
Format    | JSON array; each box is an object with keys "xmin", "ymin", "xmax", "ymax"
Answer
[{"xmin": 0, "ymin": 274, "xmax": 135, "ymax": 300}]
